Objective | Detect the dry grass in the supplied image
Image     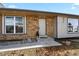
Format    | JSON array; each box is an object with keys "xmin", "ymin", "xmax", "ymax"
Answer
[
  {"xmin": 0, "ymin": 49, "xmax": 36, "ymax": 56},
  {"xmin": 0, "ymin": 45, "xmax": 78, "ymax": 56},
  {"xmin": 36, "ymin": 46, "xmax": 79, "ymax": 56}
]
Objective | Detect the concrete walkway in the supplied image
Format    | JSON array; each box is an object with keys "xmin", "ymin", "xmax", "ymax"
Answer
[{"xmin": 0, "ymin": 37, "xmax": 61, "ymax": 52}]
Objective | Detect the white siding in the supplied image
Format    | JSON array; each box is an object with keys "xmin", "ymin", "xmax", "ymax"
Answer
[{"xmin": 57, "ymin": 16, "xmax": 79, "ymax": 38}]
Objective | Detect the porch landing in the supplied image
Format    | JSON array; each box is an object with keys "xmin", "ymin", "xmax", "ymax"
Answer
[{"xmin": 0, "ymin": 37, "xmax": 61, "ymax": 52}]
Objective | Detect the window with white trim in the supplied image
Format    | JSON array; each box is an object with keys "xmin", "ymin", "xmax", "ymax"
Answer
[
  {"xmin": 68, "ymin": 18, "xmax": 79, "ymax": 32},
  {"xmin": 5, "ymin": 16, "xmax": 25, "ymax": 34}
]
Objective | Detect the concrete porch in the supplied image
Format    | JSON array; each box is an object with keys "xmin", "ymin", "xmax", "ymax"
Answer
[{"xmin": 0, "ymin": 37, "xmax": 61, "ymax": 52}]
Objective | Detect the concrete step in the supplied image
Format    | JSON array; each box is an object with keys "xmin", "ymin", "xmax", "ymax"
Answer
[
  {"xmin": 37, "ymin": 37, "xmax": 54, "ymax": 42},
  {"xmin": 39, "ymin": 35, "xmax": 48, "ymax": 38}
]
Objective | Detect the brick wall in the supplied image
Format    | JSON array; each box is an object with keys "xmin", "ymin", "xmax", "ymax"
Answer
[
  {"xmin": 0, "ymin": 34, "xmax": 27, "ymax": 40},
  {"xmin": 0, "ymin": 14, "xmax": 56, "ymax": 40},
  {"xmin": 27, "ymin": 16, "xmax": 39, "ymax": 38}
]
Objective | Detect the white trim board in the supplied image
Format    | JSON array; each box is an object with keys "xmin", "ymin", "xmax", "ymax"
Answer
[
  {"xmin": 24, "ymin": 16, "xmax": 26, "ymax": 34},
  {"xmin": 2, "ymin": 14, "xmax": 4, "ymax": 34}
]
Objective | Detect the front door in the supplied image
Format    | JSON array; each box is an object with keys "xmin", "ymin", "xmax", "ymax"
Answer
[{"xmin": 39, "ymin": 19, "xmax": 46, "ymax": 36}]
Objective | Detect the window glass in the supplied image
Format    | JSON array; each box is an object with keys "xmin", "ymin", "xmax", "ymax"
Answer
[
  {"xmin": 15, "ymin": 17, "xmax": 23, "ymax": 25},
  {"xmin": 68, "ymin": 18, "xmax": 78, "ymax": 32},
  {"xmin": 5, "ymin": 16, "xmax": 14, "ymax": 33},
  {"xmin": 6, "ymin": 26, "xmax": 14, "ymax": 33},
  {"xmin": 16, "ymin": 25, "xmax": 23, "ymax": 33},
  {"xmin": 15, "ymin": 17, "xmax": 24, "ymax": 33},
  {"xmin": 5, "ymin": 16, "xmax": 14, "ymax": 25},
  {"xmin": 5, "ymin": 16, "xmax": 25, "ymax": 34}
]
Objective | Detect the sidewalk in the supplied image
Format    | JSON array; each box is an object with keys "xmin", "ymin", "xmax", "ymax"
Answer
[{"xmin": 0, "ymin": 37, "xmax": 61, "ymax": 52}]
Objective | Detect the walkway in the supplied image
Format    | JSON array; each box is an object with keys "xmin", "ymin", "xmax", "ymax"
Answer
[{"xmin": 0, "ymin": 37, "xmax": 61, "ymax": 52}]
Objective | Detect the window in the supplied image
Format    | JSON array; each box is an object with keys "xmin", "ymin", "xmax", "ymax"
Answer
[
  {"xmin": 15, "ymin": 17, "xmax": 24, "ymax": 33},
  {"xmin": 5, "ymin": 16, "xmax": 14, "ymax": 33},
  {"xmin": 68, "ymin": 18, "xmax": 79, "ymax": 32},
  {"xmin": 5, "ymin": 16, "xmax": 25, "ymax": 34}
]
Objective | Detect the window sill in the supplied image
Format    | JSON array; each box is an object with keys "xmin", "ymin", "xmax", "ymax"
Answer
[{"xmin": 3, "ymin": 33, "xmax": 27, "ymax": 35}]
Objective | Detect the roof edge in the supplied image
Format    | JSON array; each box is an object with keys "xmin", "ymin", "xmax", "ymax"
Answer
[{"xmin": 0, "ymin": 8, "xmax": 79, "ymax": 16}]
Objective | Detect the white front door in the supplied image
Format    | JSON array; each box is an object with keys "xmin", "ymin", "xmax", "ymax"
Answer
[{"xmin": 39, "ymin": 19, "xmax": 46, "ymax": 36}]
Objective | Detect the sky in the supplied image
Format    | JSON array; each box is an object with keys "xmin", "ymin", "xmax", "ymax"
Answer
[{"xmin": 3, "ymin": 3, "xmax": 79, "ymax": 15}]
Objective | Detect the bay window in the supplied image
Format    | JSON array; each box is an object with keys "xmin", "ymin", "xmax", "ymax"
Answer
[
  {"xmin": 5, "ymin": 16, "xmax": 25, "ymax": 34},
  {"xmin": 68, "ymin": 18, "xmax": 79, "ymax": 32}
]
